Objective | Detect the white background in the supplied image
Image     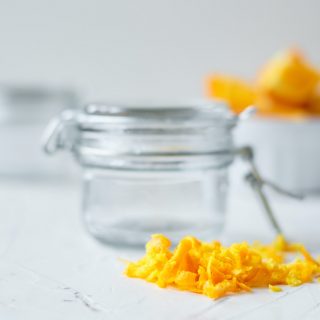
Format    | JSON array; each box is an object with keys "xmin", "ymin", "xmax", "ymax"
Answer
[
  {"xmin": 0, "ymin": 0, "xmax": 319, "ymax": 102},
  {"xmin": 1, "ymin": 3, "xmax": 320, "ymax": 317}
]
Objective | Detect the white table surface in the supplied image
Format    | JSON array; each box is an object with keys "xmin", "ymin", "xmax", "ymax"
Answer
[{"xmin": 0, "ymin": 176, "xmax": 320, "ymax": 320}]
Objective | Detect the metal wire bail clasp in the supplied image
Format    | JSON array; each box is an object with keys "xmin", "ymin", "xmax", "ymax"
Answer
[
  {"xmin": 237, "ymin": 146, "xmax": 304, "ymax": 235},
  {"xmin": 42, "ymin": 109, "xmax": 77, "ymax": 155}
]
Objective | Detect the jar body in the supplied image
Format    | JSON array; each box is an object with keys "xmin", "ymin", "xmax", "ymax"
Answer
[{"xmin": 82, "ymin": 166, "xmax": 229, "ymax": 247}]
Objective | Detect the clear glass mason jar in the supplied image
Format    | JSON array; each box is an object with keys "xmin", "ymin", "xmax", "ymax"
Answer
[
  {"xmin": 43, "ymin": 101, "xmax": 241, "ymax": 246},
  {"xmin": 0, "ymin": 85, "xmax": 78, "ymax": 178}
]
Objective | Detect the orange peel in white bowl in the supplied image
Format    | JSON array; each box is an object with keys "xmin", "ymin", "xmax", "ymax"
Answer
[
  {"xmin": 258, "ymin": 49, "xmax": 319, "ymax": 105},
  {"xmin": 205, "ymin": 75, "xmax": 255, "ymax": 114},
  {"xmin": 124, "ymin": 234, "xmax": 320, "ymax": 299},
  {"xmin": 205, "ymin": 48, "xmax": 320, "ymax": 118}
]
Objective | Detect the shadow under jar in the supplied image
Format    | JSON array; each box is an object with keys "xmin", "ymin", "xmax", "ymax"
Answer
[{"xmin": 43, "ymin": 102, "xmax": 238, "ymax": 247}]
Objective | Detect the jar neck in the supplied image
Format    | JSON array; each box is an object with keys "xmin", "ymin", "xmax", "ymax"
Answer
[{"xmin": 73, "ymin": 143, "xmax": 235, "ymax": 172}]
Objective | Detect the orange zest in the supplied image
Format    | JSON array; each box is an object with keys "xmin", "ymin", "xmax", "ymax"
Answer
[{"xmin": 124, "ymin": 234, "xmax": 320, "ymax": 299}]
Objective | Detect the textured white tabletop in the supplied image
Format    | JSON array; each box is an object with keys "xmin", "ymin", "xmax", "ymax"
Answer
[{"xmin": 0, "ymin": 177, "xmax": 320, "ymax": 320}]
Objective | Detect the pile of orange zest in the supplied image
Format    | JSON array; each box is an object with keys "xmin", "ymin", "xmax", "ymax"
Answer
[
  {"xmin": 206, "ymin": 48, "xmax": 320, "ymax": 118},
  {"xmin": 124, "ymin": 234, "xmax": 320, "ymax": 299},
  {"xmin": 269, "ymin": 284, "xmax": 282, "ymax": 292}
]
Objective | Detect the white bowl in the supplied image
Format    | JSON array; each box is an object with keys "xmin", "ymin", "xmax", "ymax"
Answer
[{"xmin": 235, "ymin": 117, "xmax": 320, "ymax": 194}]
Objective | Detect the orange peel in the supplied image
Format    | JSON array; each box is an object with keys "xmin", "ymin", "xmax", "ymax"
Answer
[
  {"xmin": 205, "ymin": 48, "xmax": 320, "ymax": 118},
  {"xmin": 205, "ymin": 75, "xmax": 255, "ymax": 114},
  {"xmin": 258, "ymin": 49, "xmax": 319, "ymax": 104}
]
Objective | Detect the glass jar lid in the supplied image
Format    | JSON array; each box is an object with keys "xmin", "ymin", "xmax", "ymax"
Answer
[
  {"xmin": 79, "ymin": 101, "xmax": 236, "ymax": 129},
  {"xmin": 43, "ymin": 101, "xmax": 238, "ymax": 171}
]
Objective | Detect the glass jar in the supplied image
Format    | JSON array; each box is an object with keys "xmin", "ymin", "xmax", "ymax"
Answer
[
  {"xmin": 43, "ymin": 102, "xmax": 248, "ymax": 246},
  {"xmin": 0, "ymin": 85, "xmax": 78, "ymax": 178}
]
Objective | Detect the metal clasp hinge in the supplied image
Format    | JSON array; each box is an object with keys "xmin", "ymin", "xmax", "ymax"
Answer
[
  {"xmin": 42, "ymin": 109, "xmax": 77, "ymax": 155},
  {"xmin": 237, "ymin": 146, "xmax": 304, "ymax": 235}
]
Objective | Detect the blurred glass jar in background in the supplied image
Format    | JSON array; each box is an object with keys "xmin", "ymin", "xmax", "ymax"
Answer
[
  {"xmin": 43, "ymin": 102, "xmax": 237, "ymax": 246},
  {"xmin": 0, "ymin": 85, "xmax": 78, "ymax": 178}
]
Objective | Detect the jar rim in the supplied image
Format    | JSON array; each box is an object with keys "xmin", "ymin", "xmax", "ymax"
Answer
[{"xmin": 81, "ymin": 100, "xmax": 236, "ymax": 127}]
